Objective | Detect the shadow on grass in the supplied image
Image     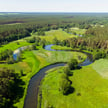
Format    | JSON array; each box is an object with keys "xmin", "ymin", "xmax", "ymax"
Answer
[
  {"xmin": 19, "ymin": 57, "xmax": 26, "ymax": 62},
  {"xmin": 68, "ymin": 72, "xmax": 73, "ymax": 76},
  {"xmin": 0, "ymin": 45, "xmax": 3, "ymax": 47},
  {"xmin": 77, "ymin": 66, "xmax": 82, "ymax": 69},
  {"xmin": 64, "ymin": 86, "xmax": 75, "ymax": 95},
  {"xmin": 0, "ymin": 61, "xmax": 7, "ymax": 64}
]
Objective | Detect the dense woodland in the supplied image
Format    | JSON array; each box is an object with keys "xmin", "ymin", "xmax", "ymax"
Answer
[
  {"xmin": 1, "ymin": 13, "xmax": 108, "ymax": 44},
  {"xmin": 0, "ymin": 68, "xmax": 24, "ymax": 108}
]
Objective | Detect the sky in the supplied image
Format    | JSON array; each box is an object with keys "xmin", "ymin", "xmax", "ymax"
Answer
[{"xmin": 0, "ymin": 0, "xmax": 108, "ymax": 12}]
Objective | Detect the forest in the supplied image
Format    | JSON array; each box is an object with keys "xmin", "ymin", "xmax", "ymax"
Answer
[{"xmin": 0, "ymin": 13, "xmax": 108, "ymax": 44}]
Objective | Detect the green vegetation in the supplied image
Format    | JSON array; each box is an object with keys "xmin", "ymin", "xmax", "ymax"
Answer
[
  {"xmin": 36, "ymin": 29, "xmax": 77, "ymax": 43},
  {"xmin": 92, "ymin": 59, "xmax": 108, "ymax": 78},
  {"xmin": 15, "ymin": 49, "xmax": 86, "ymax": 107},
  {"xmin": 65, "ymin": 27, "xmax": 86, "ymax": 36},
  {"xmin": 70, "ymin": 27, "xmax": 86, "ymax": 35},
  {"xmin": 59, "ymin": 58, "xmax": 78, "ymax": 95},
  {"xmin": 32, "ymin": 49, "xmax": 86, "ymax": 64},
  {"xmin": 0, "ymin": 40, "xmax": 31, "ymax": 53},
  {"xmin": 1, "ymin": 13, "xmax": 108, "ymax": 108},
  {"xmin": 59, "ymin": 73, "xmax": 72, "ymax": 95},
  {"xmin": 51, "ymin": 45, "xmax": 72, "ymax": 50},
  {"xmin": 67, "ymin": 58, "xmax": 78, "ymax": 70},
  {"xmin": 0, "ymin": 43, "xmax": 86, "ymax": 108},
  {"xmin": 0, "ymin": 49, "xmax": 13, "ymax": 60},
  {"xmin": 40, "ymin": 59, "xmax": 108, "ymax": 108},
  {"xmin": 0, "ymin": 68, "xmax": 24, "ymax": 108}
]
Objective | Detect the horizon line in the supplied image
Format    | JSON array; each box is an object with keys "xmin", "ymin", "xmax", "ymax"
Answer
[{"xmin": 0, "ymin": 12, "xmax": 108, "ymax": 13}]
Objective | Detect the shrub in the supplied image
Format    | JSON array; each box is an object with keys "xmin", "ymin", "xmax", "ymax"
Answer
[
  {"xmin": 27, "ymin": 37, "xmax": 36, "ymax": 43},
  {"xmin": 68, "ymin": 59, "xmax": 78, "ymax": 70},
  {"xmin": 93, "ymin": 51, "xmax": 106, "ymax": 60},
  {"xmin": 7, "ymin": 56, "xmax": 15, "ymax": 64},
  {"xmin": 59, "ymin": 77, "xmax": 71, "ymax": 95},
  {"xmin": 31, "ymin": 44, "xmax": 36, "ymax": 50},
  {"xmin": 64, "ymin": 66, "xmax": 71, "ymax": 76},
  {"xmin": 20, "ymin": 70, "xmax": 24, "ymax": 76}
]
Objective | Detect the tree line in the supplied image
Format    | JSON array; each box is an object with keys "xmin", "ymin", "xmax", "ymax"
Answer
[
  {"xmin": 53, "ymin": 36, "xmax": 108, "ymax": 60},
  {"xmin": 59, "ymin": 59, "xmax": 78, "ymax": 95},
  {"xmin": 1, "ymin": 13, "xmax": 107, "ymax": 45}
]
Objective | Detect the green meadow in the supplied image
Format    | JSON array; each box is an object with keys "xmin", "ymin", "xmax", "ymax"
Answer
[
  {"xmin": 0, "ymin": 40, "xmax": 31, "ymax": 53},
  {"xmin": 32, "ymin": 29, "xmax": 77, "ymax": 43},
  {"xmin": 70, "ymin": 27, "xmax": 86, "ymax": 35},
  {"xmin": 40, "ymin": 59, "xmax": 108, "ymax": 108}
]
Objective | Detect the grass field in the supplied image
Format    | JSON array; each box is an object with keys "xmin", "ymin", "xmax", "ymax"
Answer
[
  {"xmin": 40, "ymin": 59, "xmax": 108, "ymax": 108},
  {"xmin": 92, "ymin": 59, "xmax": 108, "ymax": 78},
  {"xmin": 70, "ymin": 27, "xmax": 86, "ymax": 35},
  {"xmin": 32, "ymin": 29, "xmax": 77, "ymax": 43},
  {"xmin": 0, "ymin": 40, "xmax": 31, "ymax": 53}
]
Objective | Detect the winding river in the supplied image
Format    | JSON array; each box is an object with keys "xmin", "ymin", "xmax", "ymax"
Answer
[{"xmin": 13, "ymin": 44, "xmax": 93, "ymax": 108}]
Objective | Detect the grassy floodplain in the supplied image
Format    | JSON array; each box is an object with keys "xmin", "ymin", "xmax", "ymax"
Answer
[
  {"xmin": 14, "ymin": 49, "xmax": 86, "ymax": 107},
  {"xmin": 0, "ymin": 40, "xmax": 31, "ymax": 53},
  {"xmin": 0, "ymin": 28, "xmax": 87, "ymax": 108},
  {"xmin": 32, "ymin": 29, "xmax": 78, "ymax": 43},
  {"xmin": 40, "ymin": 59, "xmax": 108, "ymax": 108},
  {"xmin": 70, "ymin": 27, "xmax": 86, "ymax": 35}
]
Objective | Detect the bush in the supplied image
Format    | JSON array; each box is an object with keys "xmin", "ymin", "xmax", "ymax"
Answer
[
  {"xmin": 61, "ymin": 73, "xmax": 68, "ymax": 80},
  {"xmin": 31, "ymin": 44, "xmax": 36, "ymax": 50},
  {"xmin": 68, "ymin": 59, "xmax": 78, "ymax": 70},
  {"xmin": 40, "ymin": 39, "xmax": 46, "ymax": 48},
  {"xmin": 93, "ymin": 51, "xmax": 106, "ymax": 60},
  {"xmin": 64, "ymin": 66, "xmax": 71, "ymax": 76},
  {"xmin": 27, "ymin": 37, "xmax": 36, "ymax": 43},
  {"xmin": 0, "ymin": 49, "xmax": 13, "ymax": 61},
  {"xmin": 20, "ymin": 70, "xmax": 24, "ymax": 76},
  {"xmin": 37, "ymin": 30, "xmax": 45, "ymax": 36},
  {"xmin": 7, "ymin": 56, "xmax": 15, "ymax": 64},
  {"xmin": 53, "ymin": 37, "xmax": 59, "ymax": 45},
  {"xmin": 59, "ymin": 76, "xmax": 71, "ymax": 95}
]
